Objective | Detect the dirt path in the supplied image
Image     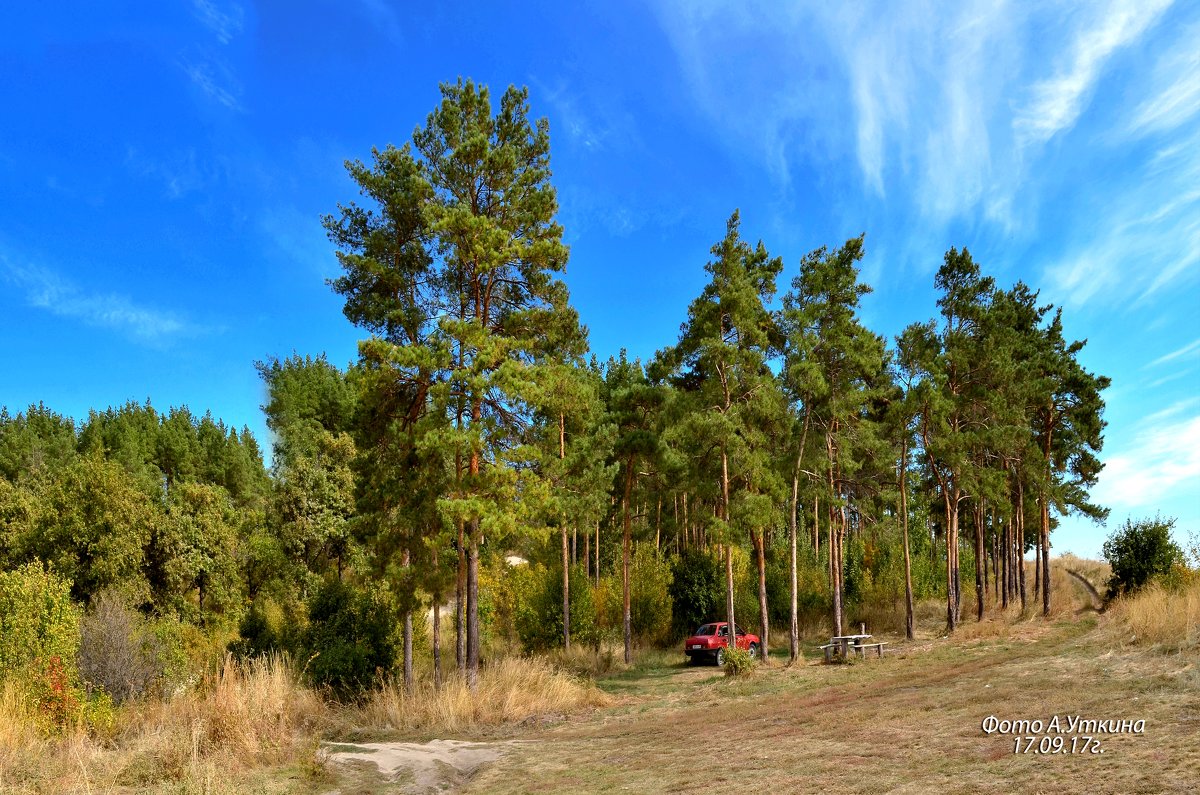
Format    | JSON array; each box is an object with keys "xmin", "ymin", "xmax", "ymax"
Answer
[{"xmin": 320, "ymin": 739, "xmax": 511, "ymax": 794}]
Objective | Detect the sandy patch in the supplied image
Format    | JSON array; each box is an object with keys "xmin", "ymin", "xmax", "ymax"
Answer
[{"xmin": 321, "ymin": 739, "xmax": 507, "ymax": 794}]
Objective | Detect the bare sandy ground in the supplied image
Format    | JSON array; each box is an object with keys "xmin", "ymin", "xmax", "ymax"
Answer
[{"xmin": 319, "ymin": 739, "xmax": 508, "ymax": 794}]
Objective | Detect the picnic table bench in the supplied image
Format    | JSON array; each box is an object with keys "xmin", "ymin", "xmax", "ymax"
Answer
[{"xmin": 821, "ymin": 633, "xmax": 888, "ymax": 662}]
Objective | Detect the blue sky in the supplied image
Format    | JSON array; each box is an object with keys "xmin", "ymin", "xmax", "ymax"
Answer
[{"xmin": 2, "ymin": 1, "xmax": 1197, "ymax": 558}]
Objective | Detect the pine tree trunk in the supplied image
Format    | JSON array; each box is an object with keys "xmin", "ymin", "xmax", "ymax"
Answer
[
  {"xmin": 975, "ymin": 502, "xmax": 985, "ymax": 622},
  {"xmin": 456, "ymin": 521, "xmax": 466, "ymax": 672},
  {"xmin": 1033, "ymin": 513, "xmax": 1041, "ymax": 598},
  {"xmin": 622, "ymin": 463, "xmax": 634, "ymax": 665},
  {"xmin": 467, "ymin": 533, "xmax": 480, "ymax": 688},
  {"xmin": 560, "ymin": 414, "xmax": 570, "ymax": 651},
  {"xmin": 1017, "ymin": 481, "xmax": 1027, "ymax": 611},
  {"xmin": 789, "ymin": 467, "xmax": 800, "ymax": 662},
  {"xmin": 725, "ymin": 543, "xmax": 736, "ymax": 650},
  {"xmin": 944, "ymin": 486, "xmax": 958, "ymax": 632},
  {"xmin": 432, "ymin": 601, "xmax": 442, "ymax": 690},
  {"xmin": 562, "ymin": 524, "xmax": 571, "ymax": 651},
  {"xmin": 900, "ymin": 442, "xmax": 914, "ymax": 641},
  {"xmin": 403, "ymin": 609, "xmax": 413, "ymax": 690},
  {"xmin": 1041, "ymin": 496, "xmax": 1051, "ymax": 617},
  {"xmin": 721, "ymin": 446, "xmax": 736, "ymax": 653},
  {"xmin": 753, "ymin": 528, "xmax": 769, "ymax": 663},
  {"xmin": 1001, "ymin": 516, "xmax": 1010, "ymax": 610}
]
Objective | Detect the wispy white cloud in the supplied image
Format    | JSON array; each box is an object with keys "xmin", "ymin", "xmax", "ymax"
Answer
[
  {"xmin": 1, "ymin": 256, "xmax": 214, "ymax": 346},
  {"xmin": 650, "ymin": 1, "xmax": 1022, "ymax": 224},
  {"xmin": 124, "ymin": 146, "xmax": 214, "ymax": 199},
  {"xmin": 192, "ymin": 0, "xmax": 244, "ymax": 45},
  {"xmin": 1147, "ymin": 367, "xmax": 1195, "ymax": 389},
  {"xmin": 180, "ymin": 59, "xmax": 242, "ymax": 110},
  {"xmin": 259, "ymin": 206, "xmax": 334, "ymax": 277},
  {"xmin": 1043, "ymin": 124, "xmax": 1200, "ymax": 308},
  {"xmin": 1128, "ymin": 20, "xmax": 1200, "ymax": 136},
  {"xmin": 535, "ymin": 79, "xmax": 639, "ymax": 153},
  {"xmin": 1147, "ymin": 338, "xmax": 1200, "ymax": 368},
  {"xmin": 1093, "ymin": 399, "xmax": 1200, "ymax": 510},
  {"xmin": 1014, "ymin": 0, "xmax": 1173, "ymax": 147}
]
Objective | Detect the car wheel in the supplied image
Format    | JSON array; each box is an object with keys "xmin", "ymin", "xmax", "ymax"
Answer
[
  {"xmin": 715, "ymin": 647, "xmax": 725, "ymax": 667},
  {"xmin": 748, "ymin": 643, "xmax": 759, "ymax": 661}
]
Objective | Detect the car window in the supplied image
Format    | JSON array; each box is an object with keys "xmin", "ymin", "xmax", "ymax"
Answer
[
  {"xmin": 717, "ymin": 625, "xmax": 729, "ymax": 636},
  {"xmin": 695, "ymin": 624, "xmax": 716, "ymax": 636},
  {"xmin": 735, "ymin": 625, "xmax": 745, "ymax": 636}
]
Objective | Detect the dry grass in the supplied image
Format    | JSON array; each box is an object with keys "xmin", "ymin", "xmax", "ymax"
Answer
[
  {"xmin": 0, "ymin": 651, "xmax": 614, "ymax": 793},
  {"xmin": 0, "ymin": 682, "xmax": 39, "ymax": 773},
  {"xmin": 467, "ymin": 594, "xmax": 1200, "ymax": 794},
  {"xmin": 1055, "ymin": 553, "xmax": 1111, "ymax": 589},
  {"xmin": 355, "ymin": 656, "xmax": 610, "ymax": 735},
  {"xmin": 1107, "ymin": 577, "xmax": 1200, "ymax": 652},
  {"xmin": 123, "ymin": 654, "xmax": 328, "ymax": 765},
  {"xmin": 541, "ymin": 643, "xmax": 625, "ymax": 678},
  {"xmin": 0, "ymin": 654, "xmax": 328, "ymax": 794}
]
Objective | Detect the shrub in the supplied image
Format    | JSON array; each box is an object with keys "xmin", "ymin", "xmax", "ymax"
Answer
[
  {"xmin": 301, "ymin": 579, "xmax": 397, "ymax": 697},
  {"xmin": 1103, "ymin": 516, "xmax": 1184, "ymax": 599},
  {"xmin": 670, "ymin": 548, "xmax": 723, "ymax": 637},
  {"xmin": 230, "ymin": 601, "xmax": 283, "ymax": 659},
  {"xmin": 722, "ymin": 645, "xmax": 754, "ymax": 677},
  {"xmin": 628, "ymin": 544, "xmax": 673, "ymax": 646},
  {"xmin": 78, "ymin": 590, "xmax": 168, "ymax": 703},
  {"xmin": 0, "ymin": 561, "xmax": 80, "ymax": 681}
]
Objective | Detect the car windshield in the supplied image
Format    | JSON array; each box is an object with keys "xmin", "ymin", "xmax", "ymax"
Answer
[{"xmin": 694, "ymin": 624, "xmax": 717, "ymax": 636}]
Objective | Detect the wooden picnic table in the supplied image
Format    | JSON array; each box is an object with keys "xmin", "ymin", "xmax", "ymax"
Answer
[
  {"xmin": 830, "ymin": 634, "xmax": 871, "ymax": 656},
  {"xmin": 821, "ymin": 633, "xmax": 887, "ymax": 662}
]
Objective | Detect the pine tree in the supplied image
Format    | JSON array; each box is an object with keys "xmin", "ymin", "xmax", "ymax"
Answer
[
  {"xmin": 655, "ymin": 211, "xmax": 785, "ymax": 660},
  {"xmin": 782, "ymin": 235, "xmax": 887, "ymax": 638},
  {"xmin": 326, "ymin": 79, "xmax": 581, "ymax": 686}
]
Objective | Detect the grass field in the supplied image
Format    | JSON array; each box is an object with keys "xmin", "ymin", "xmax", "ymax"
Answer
[
  {"xmin": 465, "ymin": 615, "xmax": 1198, "ymax": 794},
  {"xmin": 2, "ymin": 566, "xmax": 1197, "ymax": 794}
]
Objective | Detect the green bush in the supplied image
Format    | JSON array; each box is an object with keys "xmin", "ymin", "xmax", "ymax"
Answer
[
  {"xmin": 498, "ymin": 562, "xmax": 602, "ymax": 652},
  {"xmin": 230, "ymin": 601, "xmax": 283, "ymax": 659},
  {"xmin": 0, "ymin": 561, "xmax": 81, "ymax": 681},
  {"xmin": 0, "ymin": 562, "xmax": 115, "ymax": 734},
  {"xmin": 629, "ymin": 544, "xmax": 673, "ymax": 646},
  {"xmin": 1103, "ymin": 516, "xmax": 1184, "ymax": 599},
  {"xmin": 301, "ymin": 579, "xmax": 397, "ymax": 698},
  {"xmin": 722, "ymin": 644, "xmax": 753, "ymax": 677},
  {"xmin": 670, "ymin": 548, "xmax": 723, "ymax": 637}
]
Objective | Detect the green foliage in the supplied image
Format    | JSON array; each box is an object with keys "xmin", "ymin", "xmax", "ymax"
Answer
[
  {"xmin": 0, "ymin": 562, "xmax": 112, "ymax": 734},
  {"xmin": 629, "ymin": 544, "xmax": 674, "ymax": 646},
  {"xmin": 670, "ymin": 548, "xmax": 723, "ymax": 637},
  {"xmin": 486, "ymin": 561, "xmax": 600, "ymax": 652},
  {"xmin": 230, "ymin": 602, "xmax": 284, "ymax": 659},
  {"xmin": 1103, "ymin": 516, "xmax": 1184, "ymax": 599},
  {"xmin": 301, "ymin": 579, "xmax": 397, "ymax": 697},
  {"xmin": 0, "ymin": 561, "xmax": 81, "ymax": 682},
  {"xmin": 256, "ymin": 354, "xmax": 356, "ymax": 468},
  {"xmin": 20, "ymin": 452, "xmax": 155, "ymax": 604},
  {"xmin": 0, "ymin": 403, "xmax": 78, "ymax": 483},
  {"xmin": 157, "ymin": 481, "xmax": 242, "ymax": 626},
  {"xmin": 722, "ymin": 644, "xmax": 754, "ymax": 677}
]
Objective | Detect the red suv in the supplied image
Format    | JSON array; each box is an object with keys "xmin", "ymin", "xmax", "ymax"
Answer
[{"xmin": 683, "ymin": 621, "xmax": 760, "ymax": 666}]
